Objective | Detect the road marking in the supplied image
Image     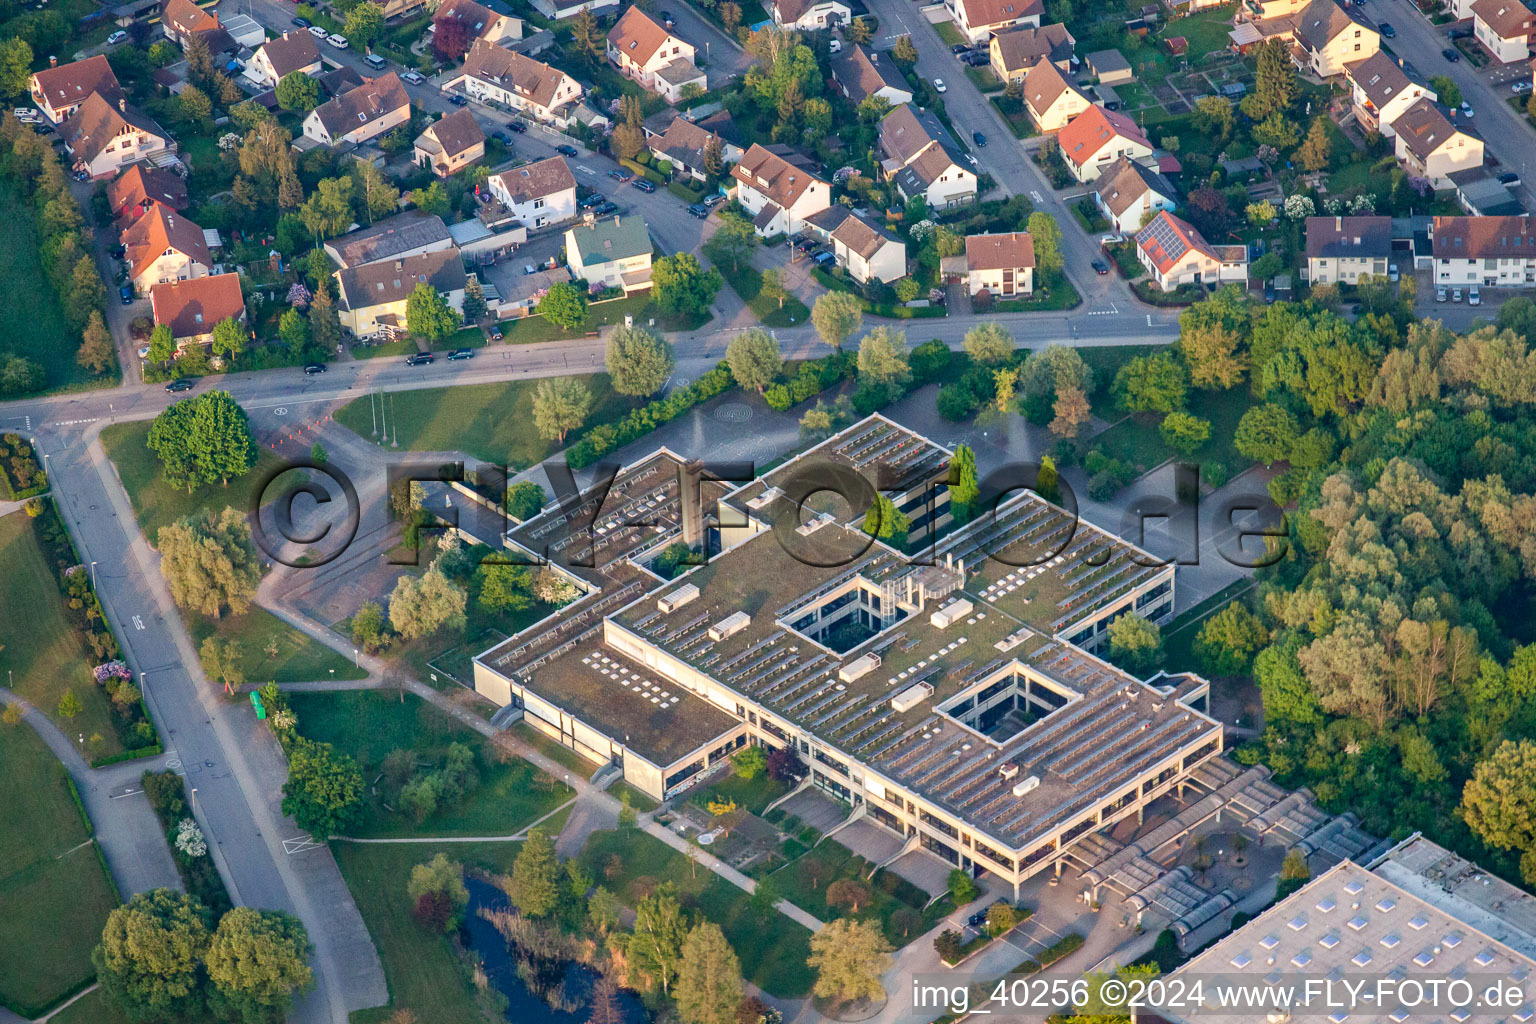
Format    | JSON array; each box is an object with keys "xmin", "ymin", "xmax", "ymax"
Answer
[
  {"xmin": 53, "ymin": 418, "xmax": 98, "ymax": 426},
  {"xmin": 273, "ymin": 406, "xmax": 288, "ymax": 416},
  {"xmin": 1029, "ymin": 190, "xmax": 1043, "ymax": 203},
  {"xmin": 1147, "ymin": 314, "xmax": 1153, "ymax": 326},
  {"xmin": 132, "ymin": 615, "xmax": 145, "ymax": 630},
  {"xmin": 575, "ymin": 163, "xmax": 595, "ymax": 176},
  {"xmin": 283, "ymin": 835, "xmax": 323, "ymax": 855}
]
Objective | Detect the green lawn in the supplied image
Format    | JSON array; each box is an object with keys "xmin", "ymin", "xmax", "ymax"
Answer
[
  {"xmin": 768, "ymin": 839, "xmax": 951, "ymax": 948},
  {"xmin": 288, "ymin": 690, "xmax": 571, "ymax": 837},
  {"xmin": 510, "ymin": 721, "xmax": 601, "ymax": 777},
  {"xmin": 100, "ymin": 421, "xmax": 286, "ymax": 541},
  {"xmin": 717, "ymin": 261, "xmax": 811, "ymax": 328},
  {"xmin": 498, "ymin": 294, "xmax": 708, "ymax": 346},
  {"xmin": 933, "ymin": 19, "xmax": 966, "ymax": 46},
  {"xmin": 1162, "ymin": 5, "xmax": 1240, "ymax": 58},
  {"xmin": 0, "ymin": 513, "xmax": 126, "ymax": 757},
  {"xmin": 0, "ymin": 180, "xmax": 94, "ymax": 393},
  {"xmin": 692, "ymin": 769, "xmax": 788, "ymax": 816},
  {"xmin": 1088, "ymin": 386, "xmax": 1254, "ymax": 477},
  {"xmin": 333, "ymin": 375, "xmax": 643, "ymax": 468},
  {"xmin": 579, "ymin": 829, "xmax": 815, "ymax": 998},
  {"xmin": 47, "ymin": 988, "xmax": 132, "ymax": 1024},
  {"xmin": 0, "ymin": 726, "xmax": 119, "ymax": 1017},
  {"xmin": 189, "ymin": 606, "xmax": 364, "ymax": 686}
]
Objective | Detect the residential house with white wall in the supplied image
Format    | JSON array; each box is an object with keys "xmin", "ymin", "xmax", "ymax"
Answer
[
  {"xmin": 442, "ymin": 40, "xmax": 584, "ymax": 125},
  {"xmin": 29, "ymin": 55, "xmax": 121, "ymax": 124},
  {"xmin": 242, "ymin": 30, "xmax": 322, "ymax": 90},
  {"xmin": 1290, "ymin": 0, "xmax": 1379, "ymax": 78},
  {"xmin": 1431, "ymin": 215, "xmax": 1536, "ymax": 286},
  {"xmin": 565, "ymin": 214, "xmax": 654, "ymax": 293},
  {"xmin": 1471, "ymin": 0, "xmax": 1535, "ymax": 64},
  {"xmin": 302, "ymin": 73, "xmax": 412, "ymax": 148},
  {"xmin": 1305, "ymin": 215, "xmax": 1393, "ymax": 283},
  {"xmin": 432, "ymin": 0, "xmax": 523, "ymax": 48},
  {"xmin": 335, "ymin": 248, "xmax": 468, "ymax": 339},
  {"xmin": 1391, "ymin": 98, "xmax": 1484, "ymax": 189},
  {"xmin": 730, "ymin": 144, "xmax": 832, "ymax": 236},
  {"xmin": 964, "ymin": 231, "xmax": 1035, "ymax": 298},
  {"xmin": 151, "ymin": 273, "xmax": 245, "ymax": 349},
  {"xmin": 1022, "ymin": 59, "xmax": 1091, "ymax": 132},
  {"xmin": 487, "ymin": 155, "xmax": 579, "ymax": 229},
  {"xmin": 414, "ymin": 108, "xmax": 485, "ymax": 177},
  {"xmin": 61, "ymin": 93, "xmax": 171, "ymax": 180},
  {"xmin": 808, "ymin": 207, "xmax": 907, "ymax": 284},
  {"xmin": 122, "ymin": 202, "xmax": 211, "ymax": 295},
  {"xmin": 1345, "ymin": 52, "xmax": 1434, "ymax": 137},
  {"xmin": 832, "ymin": 46, "xmax": 914, "ymax": 108},
  {"xmin": 607, "ymin": 6, "xmax": 705, "ymax": 103},
  {"xmin": 947, "ymin": 0, "xmax": 1043, "ymax": 44},
  {"xmin": 1092, "ymin": 157, "xmax": 1175, "ymax": 234},
  {"xmin": 1136, "ymin": 211, "xmax": 1248, "ymax": 291},
  {"xmin": 771, "ymin": 0, "xmax": 850, "ymax": 30},
  {"xmin": 878, "ymin": 105, "xmax": 977, "ymax": 210},
  {"xmin": 989, "ymin": 24, "xmax": 1076, "ymax": 84},
  {"xmin": 1057, "ymin": 105, "xmax": 1153, "ymax": 183},
  {"xmin": 646, "ymin": 115, "xmax": 742, "ymax": 181}
]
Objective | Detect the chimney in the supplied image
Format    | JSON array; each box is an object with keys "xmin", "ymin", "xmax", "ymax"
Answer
[
  {"xmin": 680, "ymin": 459, "xmax": 705, "ymax": 548},
  {"xmin": 119, "ymin": 97, "xmax": 126, "ymax": 113},
  {"xmin": 395, "ymin": 260, "xmax": 403, "ymax": 271},
  {"xmin": 1335, "ymin": 216, "xmax": 1342, "ymax": 230},
  {"xmin": 50, "ymin": 55, "xmax": 57, "ymax": 67}
]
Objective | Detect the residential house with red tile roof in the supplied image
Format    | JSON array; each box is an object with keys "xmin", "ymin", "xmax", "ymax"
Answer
[
  {"xmin": 29, "ymin": 55, "xmax": 122, "ymax": 124},
  {"xmin": 1057, "ymin": 105, "xmax": 1153, "ymax": 183},
  {"xmin": 1136, "ymin": 210, "xmax": 1248, "ymax": 291},
  {"xmin": 441, "ymin": 40, "xmax": 584, "ymax": 125},
  {"xmin": 151, "ymin": 273, "xmax": 245, "ymax": 348},
  {"xmin": 988, "ymin": 24, "xmax": 1076, "ymax": 83},
  {"xmin": 730, "ymin": 144, "xmax": 832, "ymax": 237},
  {"xmin": 964, "ymin": 232, "xmax": 1036, "ymax": 298},
  {"xmin": 61, "ymin": 94, "xmax": 172, "ymax": 180},
  {"xmin": 242, "ymin": 30, "xmax": 322, "ymax": 90},
  {"xmin": 160, "ymin": 0, "xmax": 233, "ymax": 52},
  {"xmin": 1391, "ymin": 98, "xmax": 1483, "ymax": 189},
  {"xmin": 1344, "ymin": 52, "xmax": 1435, "ymax": 137},
  {"xmin": 1471, "ymin": 0, "xmax": 1535, "ymax": 64},
  {"xmin": 607, "ymin": 6, "xmax": 704, "ymax": 103},
  {"xmin": 122, "ymin": 202, "xmax": 212, "ymax": 295},
  {"xmin": 108, "ymin": 163, "xmax": 189, "ymax": 225},
  {"xmin": 1022, "ymin": 59, "xmax": 1090, "ymax": 132}
]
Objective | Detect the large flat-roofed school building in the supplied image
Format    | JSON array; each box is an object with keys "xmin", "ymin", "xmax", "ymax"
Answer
[{"xmin": 473, "ymin": 415, "xmax": 1213, "ymax": 897}]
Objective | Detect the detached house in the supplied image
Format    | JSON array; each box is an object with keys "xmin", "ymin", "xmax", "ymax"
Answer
[
  {"xmin": 242, "ymin": 30, "xmax": 322, "ymax": 90},
  {"xmin": 1022, "ymin": 59, "xmax": 1091, "ymax": 132},
  {"xmin": 160, "ymin": 0, "xmax": 232, "ymax": 53},
  {"xmin": 122, "ymin": 202, "xmax": 211, "ymax": 295},
  {"xmin": 771, "ymin": 0, "xmax": 850, "ymax": 31},
  {"xmin": 607, "ymin": 7, "xmax": 705, "ymax": 103},
  {"xmin": 877, "ymin": 104, "xmax": 977, "ymax": 209},
  {"xmin": 730, "ymin": 144, "xmax": 832, "ymax": 237},
  {"xmin": 150, "ymin": 273, "xmax": 245, "ymax": 349},
  {"xmin": 442, "ymin": 40, "xmax": 584, "ymax": 125},
  {"xmin": 647, "ymin": 115, "xmax": 741, "ymax": 182},
  {"xmin": 334, "ymin": 248, "xmax": 468, "ymax": 339},
  {"xmin": 963, "ymin": 231, "xmax": 1035, "ymax": 298},
  {"xmin": 432, "ymin": 0, "xmax": 523, "ymax": 48},
  {"xmin": 831, "ymin": 46, "xmax": 914, "ymax": 107},
  {"xmin": 1431, "ymin": 215, "xmax": 1536, "ymax": 287},
  {"xmin": 565, "ymin": 214, "xmax": 654, "ymax": 293},
  {"xmin": 1304, "ymin": 215, "xmax": 1393, "ymax": 283},
  {"xmin": 29, "ymin": 55, "xmax": 121, "ymax": 124},
  {"xmin": 808, "ymin": 207, "xmax": 907, "ymax": 284},
  {"xmin": 61, "ymin": 94, "xmax": 172, "ymax": 180},
  {"xmin": 1290, "ymin": 0, "xmax": 1378, "ymax": 79},
  {"xmin": 1345, "ymin": 51, "xmax": 1434, "ymax": 137},
  {"xmin": 947, "ymin": 0, "xmax": 1044, "ymax": 44},
  {"xmin": 1391, "ymin": 98, "xmax": 1483, "ymax": 189},
  {"xmin": 1057, "ymin": 104, "xmax": 1153, "ymax": 183},
  {"xmin": 325, "ymin": 211, "xmax": 454, "ymax": 269},
  {"xmin": 414, "ymin": 109, "xmax": 485, "ymax": 177},
  {"xmin": 1092, "ymin": 156, "xmax": 1175, "ymax": 234},
  {"xmin": 989, "ymin": 24, "xmax": 1076, "ymax": 84},
  {"xmin": 1471, "ymin": 0, "xmax": 1535, "ymax": 64},
  {"xmin": 1136, "ymin": 210, "xmax": 1248, "ymax": 291},
  {"xmin": 530, "ymin": 0, "xmax": 619, "ymax": 19},
  {"xmin": 487, "ymin": 155, "xmax": 579, "ymax": 229},
  {"xmin": 108, "ymin": 163, "xmax": 189, "ymax": 225},
  {"xmin": 302, "ymin": 73, "xmax": 412, "ymax": 148}
]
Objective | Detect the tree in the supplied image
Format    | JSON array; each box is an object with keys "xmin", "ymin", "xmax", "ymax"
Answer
[
  {"xmin": 432, "ymin": 12, "xmax": 474, "ymax": 59},
  {"xmin": 210, "ymin": 316, "xmax": 246, "ymax": 359},
  {"xmin": 963, "ymin": 322, "xmax": 1014, "ymax": 366},
  {"xmin": 807, "ymin": 919, "xmax": 891, "ymax": 1005},
  {"xmin": 1462, "ymin": 740, "xmax": 1536, "ymax": 884},
  {"xmin": 947, "ymin": 868, "xmax": 980, "ymax": 904},
  {"xmin": 78, "ymin": 310, "xmax": 115, "ymax": 373},
  {"xmin": 606, "ymin": 325, "xmax": 675, "ymax": 396},
  {"xmin": 158, "ymin": 508, "xmax": 261, "ymax": 619},
  {"xmin": 1246, "ymin": 38, "xmax": 1296, "ymax": 119},
  {"xmin": 1234, "ymin": 403, "xmax": 1299, "ymax": 465},
  {"xmin": 569, "ymin": 6, "xmax": 603, "ymax": 62},
  {"xmin": 720, "ymin": 0, "xmax": 742, "ymax": 34},
  {"xmin": 628, "ymin": 881, "xmax": 689, "ymax": 995},
  {"xmin": 388, "ymin": 566, "xmax": 467, "ymax": 639},
  {"xmin": 179, "ymin": 83, "xmax": 212, "ymax": 122},
  {"xmin": 1195, "ymin": 602, "xmax": 1269, "ymax": 675},
  {"xmin": 462, "ymin": 276, "xmax": 486, "ymax": 322},
  {"xmin": 537, "ymin": 280, "xmax": 588, "ymax": 329},
  {"xmin": 891, "ymin": 34, "xmax": 918, "ymax": 66},
  {"xmin": 1112, "ymin": 351, "xmax": 1188, "ymax": 413},
  {"xmin": 1193, "ymin": 95, "xmax": 1234, "ymax": 138},
  {"xmin": 730, "ymin": 744, "xmax": 768, "ymax": 780},
  {"xmin": 857, "ymin": 326, "xmax": 909, "ymax": 391},
  {"xmin": 1049, "ymin": 385, "xmax": 1090, "ymax": 438},
  {"xmin": 1158, "ymin": 411, "xmax": 1211, "ymax": 456},
  {"xmin": 147, "ymin": 391, "xmax": 256, "ymax": 490},
  {"xmin": 504, "ymin": 826, "xmax": 561, "ymax": 916},
  {"xmin": 406, "ymin": 283, "xmax": 459, "ymax": 342},
  {"xmin": 1026, "ymin": 211, "xmax": 1063, "ymax": 279},
  {"xmin": 948, "ymin": 444, "xmax": 980, "ymax": 524},
  {"xmin": 532, "ymin": 376, "xmax": 592, "ymax": 443},
  {"xmin": 1297, "ymin": 117, "xmax": 1332, "ymax": 173},
  {"xmin": 58, "ymin": 689, "xmax": 83, "ymax": 718},
  {"xmin": 0, "ymin": 38, "xmax": 33, "ymax": 98},
  {"xmin": 67, "ymin": 256, "xmax": 107, "ymax": 330},
  {"xmin": 703, "ymin": 135, "xmax": 725, "ymax": 177},
  {"xmin": 408, "ymin": 853, "xmax": 469, "ymax": 932},
  {"xmin": 613, "ymin": 94, "xmax": 646, "ymax": 159},
  {"xmin": 726, "ymin": 328, "xmax": 782, "ymax": 392},
  {"xmin": 1428, "ymin": 74, "xmax": 1462, "ymax": 109},
  {"xmin": 702, "ymin": 211, "xmax": 757, "ymax": 272},
  {"xmin": 812, "ymin": 291, "xmax": 862, "ymax": 351},
  {"xmin": 1277, "ymin": 848, "xmax": 1311, "ymax": 899},
  {"xmin": 93, "ymin": 889, "xmax": 210, "ymax": 1022},
  {"xmin": 933, "ymin": 928, "xmax": 964, "ymax": 963},
  {"xmin": 199, "ymin": 636, "xmax": 245, "ymax": 694},
  {"xmin": 862, "ymin": 494, "xmax": 910, "ymax": 548},
  {"xmin": 353, "ymin": 157, "xmax": 400, "ymax": 223},
  {"xmin": 309, "ymin": 283, "xmax": 341, "ymax": 353},
  {"xmin": 652, "ymin": 252, "xmax": 722, "ymax": 319},
  {"xmin": 299, "ymin": 176, "xmax": 355, "ymax": 239},
  {"xmin": 410, "ymin": 180, "xmax": 451, "ymax": 218},
  {"xmin": 344, "ymin": 1, "xmax": 386, "ymax": 49},
  {"xmin": 1107, "ymin": 612, "xmax": 1162, "ymax": 675},
  {"xmin": 148, "ymin": 323, "xmax": 177, "ymax": 363},
  {"xmin": 275, "ymin": 71, "xmax": 321, "ymax": 112},
  {"xmin": 281, "ymin": 737, "xmax": 363, "ymax": 837},
  {"xmin": 205, "ymin": 907, "xmax": 314, "ymax": 1023},
  {"xmin": 675, "ymin": 922, "xmax": 744, "ymax": 1024}
]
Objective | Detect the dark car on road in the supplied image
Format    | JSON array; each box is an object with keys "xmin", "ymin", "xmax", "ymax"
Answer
[
  {"xmin": 1499, "ymin": 171, "xmax": 1521, "ymax": 186},
  {"xmin": 165, "ymin": 378, "xmax": 194, "ymax": 392},
  {"xmin": 1091, "ymin": 258, "xmax": 1109, "ymax": 275},
  {"xmin": 594, "ymin": 201, "xmax": 620, "ymax": 215},
  {"xmin": 555, "ymin": 144, "xmax": 578, "ymax": 156},
  {"xmin": 972, "ymin": 130, "xmax": 987, "ymax": 147},
  {"xmin": 491, "ymin": 130, "xmax": 512, "ymax": 144},
  {"xmin": 580, "ymin": 192, "xmax": 606, "ymax": 208},
  {"xmin": 632, "ymin": 178, "xmax": 656, "ymax": 192},
  {"xmin": 961, "ymin": 51, "xmax": 988, "ymax": 66},
  {"xmin": 303, "ymin": 363, "xmax": 327, "ymax": 374},
  {"xmin": 507, "ymin": 119, "xmax": 527, "ymax": 132},
  {"xmin": 609, "ymin": 167, "xmax": 632, "ymax": 181},
  {"xmin": 448, "ymin": 348, "xmax": 474, "ymax": 360},
  {"xmin": 405, "ymin": 352, "xmax": 435, "ymax": 366},
  {"xmin": 1379, "ymin": 21, "xmax": 1394, "ymax": 36},
  {"xmin": 292, "ymin": 15, "xmax": 309, "ymax": 26},
  {"xmin": 950, "ymin": 43, "xmax": 970, "ymax": 54},
  {"xmin": 447, "ymin": 94, "xmax": 468, "ymax": 106},
  {"xmin": 1442, "ymin": 47, "xmax": 1460, "ymax": 61},
  {"xmin": 119, "ymin": 284, "xmax": 133, "ymax": 305},
  {"xmin": 687, "ymin": 203, "xmax": 708, "ymax": 218},
  {"xmin": 968, "ymin": 912, "xmax": 987, "ymax": 928}
]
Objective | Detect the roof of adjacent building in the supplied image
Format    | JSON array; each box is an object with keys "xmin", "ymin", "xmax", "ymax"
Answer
[
  {"xmin": 419, "ymin": 108, "xmax": 484, "ymax": 159},
  {"xmin": 1084, "ymin": 48, "xmax": 1131, "ymax": 74},
  {"xmin": 1345, "ymin": 50, "xmax": 1419, "ymax": 108},
  {"xmin": 1470, "ymin": 0, "xmax": 1536, "ymax": 37},
  {"xmin": 162, "ymin": 0, "xmax": 220, "ymax": 36},
  {"xmin": 491, "ymin": 155, "xmax": 578, "ymax": 203},
  {"xmin": 1431, "ymin": 215, "xmax": 1536, "ymax": 258},
  {"xmin": 434, "ymin": 0, "xmax": 510, "ymax": 37},
  {"xmin": 1056, "ymin": 104, "xmax": 1150, "ymax": 168},
  {"xmin": 457, "ymin": 39, "xmax": 573, "ymax": 110},
  {"xmin": 122, "ymin": 202, "xmax": 210, "ymax": 279},
  {"xmin": 833, "ymin": 45, "xmax": 911, "ymax": 104},
  {"xmin": 1137, "ymin": 210, "xmax": 1218, "ymax": 274},
  {"xmin": 1292, "ymin": 0, "xmax": 1371, "ymax": 51},
  {"xmin": 811, "ymin": 206, "xmax": 902, "ymax": 260},
  {"xmin": 108, "ymin": 163, "xmax": 188, "ymax": 219},
  {"xmin": 1092, "ymin": 156, "xmax": 1172, "ymax": 219},
  {"xmin": 62, "ymin": 93, "xmax": 167, "ymax": 165},
  {"xmin": 1391, "ymin": 97, "xmax": 1469, "ymax": 159},
  {"xmin": 30, "ymin": 55, "xmax": 122, "ymax": 111},
  {"xmin": 955, "ymin": 0, "xmax": 1044, "ymax": 28},
  {"xmin": 649, "ymin": 115, "xmax": 729, "ymax": 168},
  {"xmin": 773, "ymin": 0, "xmax": 846, "ymax": 22},
  {"xmin": 150, "ymin": 272, "xmax": 245, "ymax": 338},
  {"xmin": 990, "ymin": 24, "xmax": 1075, "ymax": 72},
  {"xmin": 1305, "ymin": 215, "xmax": 1393, "ymax": 259},
  {"xmin": 731, "ymin": 144, "xmax": 827, "ymax": 209},
  {"xmin": 257, "ymin": 29, "xmax": 321, "ymax": 79},
  {"xmin": 336, "ymin": 247, "xmax": 467, "ymax": 311},
  {"xmin": 1023, "ymin": 58, "xmax": 1083, "ymax": 116},
  {"xmin": 1449, "ymin": 168, "xmax": 1522, "ymax": 216},
  {"xmin": 878, "ymin": 104, "xmax": 953, "ymax": 166},
  {"xmin": 567, "ymin": 214, "xmax": 651, "ymax": 264},
  {"xmin": 607, "ymin": 6, "xmax": 677, "ymax": 66},
  {"xmin": 897, "ymin": 143, "xmax": 971, "ymax": 195},
  {"xmin": 966, "ymin": 230, "xmax": 1036, "ymax": 271},
  {"xmin": 328, "ymin": 211, "xmax": 451, "ymax": 268},
  {"xmin": 309, "ymin": 72, "xmax": 409, "ymax": 139}
]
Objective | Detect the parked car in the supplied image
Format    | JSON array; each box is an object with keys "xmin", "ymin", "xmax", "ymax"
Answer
[
  {"xmin": 106, "ymin": 29, "xmax": 127, "ymax": 44},
  {"xmin": 972, "ymin": 130, "xmax": 987, "ymax": 147},
  {"xmin": 31, "ymin": 121, "xmax": 52, "ymax": 135},
  {"xmin": 404, "ymin": 352, "xmax": 435, "ymax": 365},
  {"xmin": 165, "ymin": 378, "xmax": 194, "ymax": 392},
  {"xmin": 1388, "ymin": 264, "xmax": 1399, "ymax": 282},
  {"xmin": 967, "ymin": 912, "xmax": 987, "ymax": 928},
  {"xmin": 401, "ymin": 70, "xmax": 425, "ymax": 84},
  {"xmin": 292, "ymin": 15, "xmax": 309, "ymax": 25},
  {"xmin": 307, "ymin": 24, "xmax": 327, "ymax": 36},
  {"xmin": 609, "ymin": 167, "xmax": 632, "ymax": 181},
  {"xmin": 1468, "ymin": 286, "xmax": 1481, "ymax": 306},
  {"xmin": 579, "ymin": 192, "xmax": 606, "ymax": 208},
  {"xmin": 594, "ymin": 201, "xmax": 619, "ymax": 215},
  {"xmin": 1498, "ymin": 171, "xmax": 1521, "ymax": 186},
  {"xmin": 703, "ymin": 193, "xmax": 726, "ymax": 207},
  {"xmin": 488, "ymin": 326, "xmax": 502, "ymax": 341},
  {"xmin": 12, "ymin": 107, "xmax": 40, "ymax": 123},
  {"xmin": 523, "ymin": 263, "xmax": 539, "ymax": 275},
  {"xmin": 660, "ymin": 9, "xmax": 675, "ymax": 25},
  {"xmin": 1378, "ymin": 21, "xmax": 1394, "ymax": 36},
  {"xmin": 1091, "ymin": 258, "xmax": 1109, "ymax": 275},
  {"xmin": 448, "ymin": 347, "xmax": 475, "ymax": 360},
  {"xmin": 1441, "ymin": 47, "xmax": 1460, "ymax": 61},
  {"xmin": 119, "ymin": 284, "xmax": 133, "ymax": 305},
  {"xmin": 491, "ymin": 130, "xmax": 512, "ymax": 144},
  {"xmin": 961, "ymin": 51, "xmax": 988, "ymax": 66},
  {"xmin": 812, "ymin": 250, "xmax": 836, "ymax": 267},
  {"xmin": 933, "ymin": 78, "xmax": 947, "ymax": 92},
  {"xmin": 687, "ymin": 203, "xmax": 708, "ymax": 218},
  {"xmin": 795, "ymin": 237, "xmax": 817, "ymax": 252},
  {"xmin": 1452, "ymin": 288, "xmax": 1463, "ymax": 302},
  {"xmin": 303, "ymin": 363, "xmax": 327, "ymax": 374},
  {"xmin": 1099, "ymin": 233, "xmax": 1124, "ymax": 248},
  {"xmin": 137, "ymin": 345, "xmax": 150, "ymax": 359},
  {"xmin": 950, "ymin": 43, "xmax": 970, "ymax": 54},
  {"xmin": 828, "ymin": 38, "xmax": 841, "ymax": 53},
  {"xmin": 1436, "ymin": 286, "xmax": 1448, "ymax": 301},
  {"xmin": 555, "ymin": 144, "xmax": 578, "ymax": 156},
  {"xmin": 1460, "ymin": 101, "xmax": 1474, "ymax": 117},
  {"xmin": 508, "ymin": 118, "xmax": 527, "ymax": 132},
  {"xmin": 447, "ymin": 94, "xmax": 468, "ymax": 106},
  {"xmin": 327, "ymin": 33, "xmax": 348, "ymax": 48},
  {"xmin": 364, "ymin": 53, "xmax": 386, "ymax": 68},
  {"xmin": 1514, "ymin": 81, "xmax": 1534, "ymax": 95},
  {"xmin": 632, "ymin": 177, "xmax": 656, "ymax": 192}
]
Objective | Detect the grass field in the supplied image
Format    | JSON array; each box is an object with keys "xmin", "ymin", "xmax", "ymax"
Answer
[
  {"xmin": 289, "ymin": 690, "xmax": 571, "ymax": 837},
  {"xmin": 0, "ymin": 180, "xmax": 86, "ymax": 392},
  {"xmin": 1088, "ymin": 386, "xmax": 1253, "ymax": 475},
  {"xmin": 333, "ymin": 376, "xmax": 642, "ymax": 468},
  {"xmin": 717, "ymin": 261, "xmax": 811, "ymax": 328},
  {"xmin": 0, "ymin": 514, "xmax": 125, "ymax": 756},
  {"xmin": 189, "ymin": 606, "xmax": 364, "ymax": 686},
  {"xmin": 0, "ymin": 726, "xmax": 119, "ymax": 1017},
  {"xmin": 692, "ymin": 769, "xmax": 787, "ymax": 816},
  {"xmin": 497, "ymin": 294, "xmax": 711, "ymax": 345},
  {"xmin": 579, "ymin": 828, "xmax": 815, "ymax": 998},
  {"xmin": 768, "ymin": 839, "xmax": 952, "ymax": 948},
  {"xmin": 46, "ymin": 988, "xmax": 131, "ymax": 1024}
]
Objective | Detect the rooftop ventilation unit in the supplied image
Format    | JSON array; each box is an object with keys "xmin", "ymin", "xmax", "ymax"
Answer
[
  {"xmin": 796, "ymin": 512, "xmax": 835, "ymax": 537},
  {"xmin": 657, "ymin": 584, "xmax": 699, "ymax": 613},
  {"xmin": 995, "ymin": 627, "xmax": 1034, "ymax": 653},
  {"xmin": 1012, "ymin": 775, "xmax": 1041, "ymax": 797},
  {"xmin": 708, "ymin": 611, "xmax": 751, "ymax": 642},
  {"xmin": 999, "ymin": 762, "xmax": 1020, "ymax": 780},
  {"xmin": 891, "ymin": 680, "xmax": 934, "ymax": 712},
  {"xmin": 840, "ymin": 652, "xmax": 883, "ymax": 683},
  {"xmin": 746, "ymin": 486, "xmax": 783, "ymax": 511},
  {"xmin": 930, "ymin": 598, "xmax": 974, "ymax": 629}
]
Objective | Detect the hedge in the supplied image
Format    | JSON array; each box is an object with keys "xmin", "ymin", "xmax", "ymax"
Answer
[
  {"xmin": 565, "ymin": 365, "xmax": 737, "ymax": 469},
  {"xmin": 620, "ymin": 157, "xmax": 668, "ymax": 186},
  {"xmin": 763, "ymin": 352, "xmax": 856, "ymax": 412},
  {"xmin": 668, "ymin": 179, "xmax": 707, "ymax": 203},
  {"xmin": 809, "ymin": 267, "xmax": 947, "ymax": 319},
  {"xmin": 90, "ymin": 743, "xmax": 164, "ymax": 768}
]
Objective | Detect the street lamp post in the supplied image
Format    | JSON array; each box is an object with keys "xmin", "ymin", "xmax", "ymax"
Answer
[{"xmin": 90, "ymin": 560, "xmax": 98, "ymax": 591}]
